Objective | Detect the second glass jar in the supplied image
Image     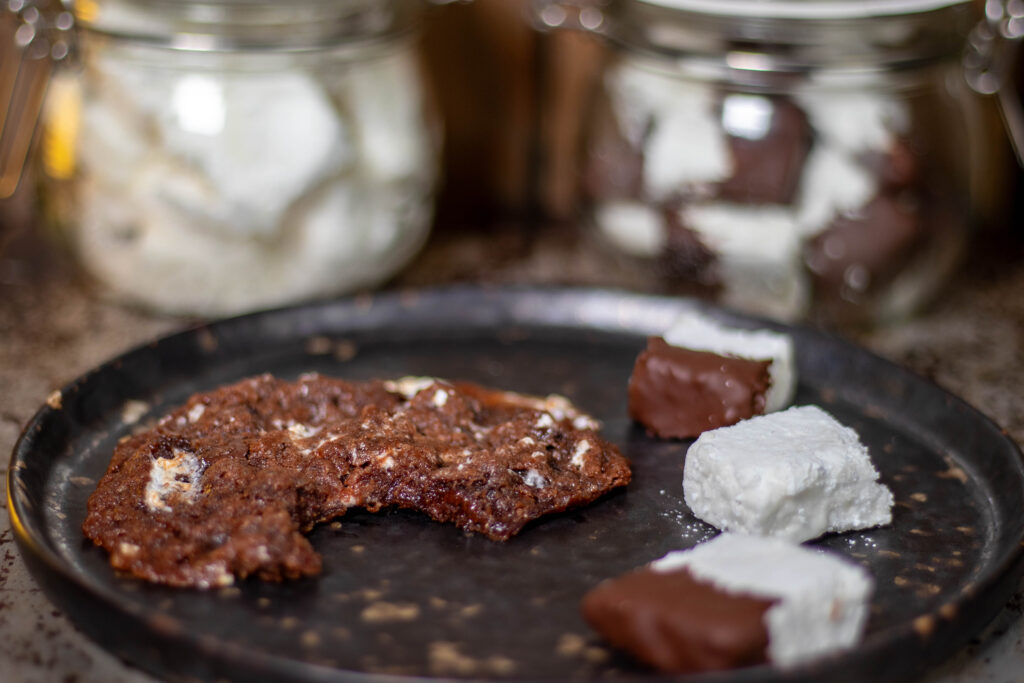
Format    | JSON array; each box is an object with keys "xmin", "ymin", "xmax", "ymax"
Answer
[{"xmin": 569, "ymin": 0, "xmax": 984, "ymax": 325}]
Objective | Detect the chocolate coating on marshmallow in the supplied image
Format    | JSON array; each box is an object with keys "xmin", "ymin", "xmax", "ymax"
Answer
[
  {"xmin": 628, "ymin": 337, "xmax": 771, "ymax": 439},
  {"xmin": 582, "ymin": 565, "xmax": 775, "ymax": 673}
]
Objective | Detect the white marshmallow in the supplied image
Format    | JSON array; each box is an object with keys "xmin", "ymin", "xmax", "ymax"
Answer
[
  {"xmin": 683, "ymin": 405, "xmax": 893, "ymax": 542},
  {"xmin": 109, "ymin": 65, "xmax": 352, "ymax": 239},
  {"xmin": 383, "ymin": 376, "xmax": 445, "ymax": 399},
  {"xmin": 795, "ymin": 145, "xmax": 877, "ymax": 238},
  {"xmin": 679, "ymin": 203, "xmax": 809, "ymax": 320},
  {"xmin": 663, "ymin": 310, "xmax": 796, "ymax": 412},
  {"xmin": 340, "ymin": 47, "xmax": 435, "ymax": 181},
  {"xmin": 606, "ymin": 59, "xmax": 732, "ymax": 199},
  {"xmin": 645, "ymin": 104, "xmax": 732, "ymax": 199},
  {"xmin": 594, "ymin": 200, "xmax": 666, "ymax": 258},
  {"xmin": 795, "ymin": 90, "xmax": 909, "ymax": 155},
  {"xmin": 651, "ymin": 533, "xmax": 874, "ymax": 667}
]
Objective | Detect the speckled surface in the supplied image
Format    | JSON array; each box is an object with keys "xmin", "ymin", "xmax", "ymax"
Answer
[{"xmin": 2, "ymin": 220, "xmax": 1023, "ymax": 682}]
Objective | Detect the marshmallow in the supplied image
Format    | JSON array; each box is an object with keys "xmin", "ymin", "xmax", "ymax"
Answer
[
  {"xmin": 683, "ymin": 405, "xmax": 893, "ymax": 542},
  {"xmin": 652, "ymin": 533, "xmax": 874, "ymax": 667}
]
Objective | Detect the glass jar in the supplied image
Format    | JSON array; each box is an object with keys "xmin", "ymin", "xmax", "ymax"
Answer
[
  {"xmin": 540, "ymin": 0, "xmax": 1007, "ymax": 326},
  {"xmin": 26, "ymin": 0, "xmax": 440, "ymax": 316}
]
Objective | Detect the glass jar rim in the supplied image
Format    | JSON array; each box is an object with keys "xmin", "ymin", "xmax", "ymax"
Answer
[
  {"xmin": 634, "ymin": 0, "xmax": 967, "ymax": 20},
  {"xmin": 595, "ymin": 0, "xmax": 978, "ymax": 76},
  {"xmin": 70, "ymin": 0, "xmax": 423, "ymax": 51}
]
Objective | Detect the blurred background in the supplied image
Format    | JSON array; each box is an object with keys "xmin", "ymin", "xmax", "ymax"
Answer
[{"xmin": 0, "ymin": 0, "xmax": 1020, "ymax": 325}]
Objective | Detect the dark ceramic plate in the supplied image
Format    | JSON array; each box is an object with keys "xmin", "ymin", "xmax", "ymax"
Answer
[{"xmin": 8, "ymin": 288, "xmax": 1024, "ymax": 683}]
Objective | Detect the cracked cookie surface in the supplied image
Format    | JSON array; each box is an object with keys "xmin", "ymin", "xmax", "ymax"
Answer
[{"xmin": 83, "ymin": 374, "xmax": 631, "ymax": 587}]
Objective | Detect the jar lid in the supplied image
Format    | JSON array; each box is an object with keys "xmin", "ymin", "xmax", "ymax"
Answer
[
  {"xmin": 635, "ymin": 0, "xmax": 967, "ymax": 19},
  {"xmin": 597, "ymin": 0, "xmax": 977, "ymax": 78}
]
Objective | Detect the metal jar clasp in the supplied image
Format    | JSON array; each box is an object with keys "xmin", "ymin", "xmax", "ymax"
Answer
[
  {"xmin": 0, "ymin": 0, "xmax": 74, "ymax": 198},
  {"xmin": 963, "ymin": 0, "xmax": 1024, "ymax": 164}
]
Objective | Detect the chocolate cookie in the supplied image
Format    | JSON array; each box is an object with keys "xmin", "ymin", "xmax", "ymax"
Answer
[{"xmin": 83, "ymin": 374, "xmax": 631, "ymax": 587}]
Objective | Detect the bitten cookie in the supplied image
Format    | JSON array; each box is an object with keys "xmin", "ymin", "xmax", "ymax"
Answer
[{"xmin": 83, "ymin": 374, "xmax": 631, "ymax": 587}]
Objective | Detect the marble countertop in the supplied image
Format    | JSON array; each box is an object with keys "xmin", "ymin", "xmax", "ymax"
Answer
[{"xmin": 2, "ymin": 221, "xmax": 1023, "ymax": 683}]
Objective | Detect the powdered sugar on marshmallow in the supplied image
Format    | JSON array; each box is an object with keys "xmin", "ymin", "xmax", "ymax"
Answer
[
  {"xmin": 683, "ymin": 405, "xmax": 893, "ymax": 542},
  {"xmin": 678, "ymin": 203, "xmax": 809, "ymax": 321}
]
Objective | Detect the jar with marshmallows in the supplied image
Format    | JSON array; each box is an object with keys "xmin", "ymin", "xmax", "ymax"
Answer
[
  {"xmin": 10, "ymin": 0, "xmax": 442, "ymax": 316},
  {"xmin": 537, "ymin": 0, "xmax": 1019, "ymax": 326}
]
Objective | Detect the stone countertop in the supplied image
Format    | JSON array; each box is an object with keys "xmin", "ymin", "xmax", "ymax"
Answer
[{"xmin": 1, "ymin": 222, "xmax": 1023, "ymax": 683}]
